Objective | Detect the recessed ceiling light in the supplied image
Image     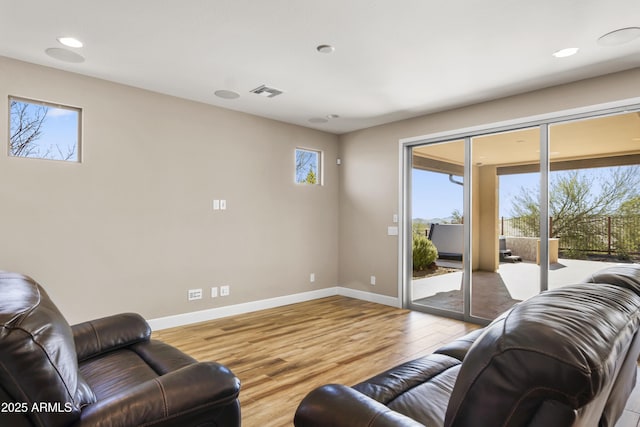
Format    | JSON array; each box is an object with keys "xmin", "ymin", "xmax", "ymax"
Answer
[
  {"xmin": 57, "ymin": 37, "xmax": 83, "ymax": 48},
  {"xmin": 214, "ymin": 90, "xmax": 240, "ymax": 99},
  {"xmin": 309, "ymin": 117, "xmax": 328, "ymax": 124},
  {"xmin": 45, "ymin": 48, "xmax": 85, "ymax": 63},
  {"xmin": 316, "ymin": 44, "xmax": 335, "ymax": 54},
  {"xmin": 598, "ymin": 27, "xmax": 640, "ymax": 46},
  {"xmin": 552, "ymin": 47, "xmax": 579, "ymax": 58},
  {"xmin": 327, "ymin": 114, "xmax": 340, "ymax": 119}
]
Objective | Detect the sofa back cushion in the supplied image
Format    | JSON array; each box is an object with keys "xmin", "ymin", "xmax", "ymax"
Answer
[
  {"xmin": 0, "ymin": 272, "xmax": 95, "ymax": 427},
  {"xmin": 583, "ymin": 264, "xmax": 640, "ymax": 297},
  {"xmin": 444, "ymin": 282, "xmax": 640, "ymax": 427}
]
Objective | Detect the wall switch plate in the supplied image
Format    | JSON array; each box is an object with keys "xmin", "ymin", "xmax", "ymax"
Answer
[
  {"xmin": 220, "ymin": 285, "xmax": 230, "ymax": 296},
  {"xmin": 188, "ymin": 288, "xmax": 203, "ymax": 300},
  {"xmin": 220, "ymin": 199, "xmax": 227, "ymax": 210},
  {"xmin": 213, "ymin": 200, "xmax": 220, "ymax": 210},
  {"xmin": 370, "ymin": 276, "xmax": 376, "ymax": 285},
  {"xmin": 310, "ymin": 273, "xmax": 315, "ymax": 283},
  {"xmin": 211, "ymin": 287, "xmax": 218, "ymax": 298}
]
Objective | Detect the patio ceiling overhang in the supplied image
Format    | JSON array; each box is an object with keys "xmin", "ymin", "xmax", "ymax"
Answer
[{"xmin": 413, "ymin": 111, "xmax": 640, "ymax": 174}]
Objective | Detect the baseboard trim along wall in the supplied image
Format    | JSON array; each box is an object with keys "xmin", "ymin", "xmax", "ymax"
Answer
[
  {"xmin": 148, "ymin": 287, "xmax": 401, "ymax": 331},
  {"xmin": 336, "ymin": 287, "xmax": 400, "ymax": 308}
]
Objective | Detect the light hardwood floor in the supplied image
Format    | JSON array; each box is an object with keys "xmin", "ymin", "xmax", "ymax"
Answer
[{"xmin": 153, "ymin": 296, "xmax": 640, "ymax": 427}]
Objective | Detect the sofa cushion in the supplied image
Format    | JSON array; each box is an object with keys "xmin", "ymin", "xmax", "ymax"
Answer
[
  {"xmin": 385, "ymin": 364, "xmax": 460, "ymax": 425},
  {"xmin": 444, "ymin": 282, "xmax": 640, "ymax": 427},
  {"xmin": 354, "ymin": 354, "xmax": 461, "ymax": 424},
  {"xmin": 0, "ymin": 272, "xmax": 96, "ymax": 427},
  {"xmin": 582, "ymin": 264, "xmax": 640, "ymax": 296}
]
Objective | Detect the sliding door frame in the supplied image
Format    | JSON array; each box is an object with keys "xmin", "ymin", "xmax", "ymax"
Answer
[{"xmin": 399, "ymin": 100, "xmax": 640, "ymax": 323}]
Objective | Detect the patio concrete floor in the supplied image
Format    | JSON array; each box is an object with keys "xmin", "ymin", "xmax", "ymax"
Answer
[{"xmin": 412, "ymin": 258, "xmax": 631, "ymax": 316}]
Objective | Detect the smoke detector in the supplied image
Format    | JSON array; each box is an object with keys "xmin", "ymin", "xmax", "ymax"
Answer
[{"xmin": 250, "ymin": 85, "xmax": 284, "ymax": 98}]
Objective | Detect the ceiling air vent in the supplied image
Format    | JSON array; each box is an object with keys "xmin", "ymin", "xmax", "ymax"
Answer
[{"xmin": 250, "ymin": 85, "xmax": 284, "ymax": 98}]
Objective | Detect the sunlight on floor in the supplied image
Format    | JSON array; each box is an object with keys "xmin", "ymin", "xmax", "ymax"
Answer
[{"xmin": 412, "ymin": 258, "xmax": 627, "ymax": 303}]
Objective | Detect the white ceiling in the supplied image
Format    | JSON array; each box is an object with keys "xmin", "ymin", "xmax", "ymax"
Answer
[{"xmin": 1, "ymin": 0, "xmax": 640, "ymax": 134}]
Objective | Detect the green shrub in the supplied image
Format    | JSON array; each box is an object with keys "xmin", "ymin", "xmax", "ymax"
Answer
[{"xmin": 413, "ymin": 234, "xmax": 438, "ymax": 271}]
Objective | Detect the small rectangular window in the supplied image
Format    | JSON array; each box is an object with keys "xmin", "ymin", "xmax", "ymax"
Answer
[
  {"xmin": 295, "ymin": 148, "xmax": 321, "ymax": 185},
  {"xmin": 9, "ymin": 96, "xmax": 81, "ymax": 162}
]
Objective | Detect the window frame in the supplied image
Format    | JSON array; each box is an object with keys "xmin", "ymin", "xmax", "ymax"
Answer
[{"xmin": 8, "ymin": 95, "xmax": 82, "ymax": 163}]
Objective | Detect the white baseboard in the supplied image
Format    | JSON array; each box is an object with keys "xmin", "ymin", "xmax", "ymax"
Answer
[
  {"xmin": 336, "ymin": 287, "xmax": 401, "ymax": 308},
  {"xmin": 148, "ymin": 286, "xmax": 400, "ymax": 331}
]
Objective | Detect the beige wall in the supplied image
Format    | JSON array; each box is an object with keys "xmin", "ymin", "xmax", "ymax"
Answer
[
  {"xmin": 337, "ymin": 67, "xmax": 640, "ymax": 298},
  {"xmin": 0, "ymin": 56, "xmax": 339, "ymax": 324}
]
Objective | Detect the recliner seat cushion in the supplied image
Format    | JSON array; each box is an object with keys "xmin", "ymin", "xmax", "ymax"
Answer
[
  {"xmin": 79, "ymin": 349, "xmax": 160, "ymax": 401},
  {"xmin": 78, "ymin": 340, "xmax": 199, "ymax": 400}
]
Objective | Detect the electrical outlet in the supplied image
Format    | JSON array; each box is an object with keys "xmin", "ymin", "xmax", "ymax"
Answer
[
  {"xmin": 220, "ymin": 285, "xmax": 230, "ymax": 296},
  {"xmin": 211, "ymin": 287, "xmax": 218, "ymax": 298},
  {"xmin": 370, "ymin": 276, "xmax": 376, "ymax": 286},
  {"xmin": 188, "ymin": 288, "xmax": 203, "ymax": 301}
]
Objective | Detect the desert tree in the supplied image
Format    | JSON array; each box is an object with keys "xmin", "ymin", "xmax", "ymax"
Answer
[
  {"xmin": 9, "ymin": 99, "xmax": 48, "ymax": 157},
  {"xmin": 509, "ymin": 166, "xmax": 640, "ymax": 257}
]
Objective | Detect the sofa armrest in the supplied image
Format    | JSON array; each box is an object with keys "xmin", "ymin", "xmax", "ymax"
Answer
[
  {"xmin": 434, "ymin": 328, "xmax": 484, "ymax": 361},
  {"xmin": 294, "ymin": 384, "xmax": 425, "ymax": 427},
  {"xmin": 72, "ymin": 313, "xmax": 152, "ymax": 362},
  {"xmin": 78, "ymin": 362, "xmax": 240, "ymax": 426}
]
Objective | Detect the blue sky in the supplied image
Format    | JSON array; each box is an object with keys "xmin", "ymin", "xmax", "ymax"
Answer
[
  {"xmin": 35, "ymin": 106, "xmax": 78, "ymax": 161},
  {"xmin": 411, "ymin": 169, "xmax": 540, "ymax": 219},
  {"xmin": 412, "ymin": 169, "xmax": 463, "ymax": 220}
]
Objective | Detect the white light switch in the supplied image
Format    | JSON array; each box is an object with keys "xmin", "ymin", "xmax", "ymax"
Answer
[
  {"xmin": 220, "ymin": 199, "xmax": 227, "ymax": 210},
  {"xmin": 213, "ymin": 200, "xmax": 220, "ymax": 210},
  {"xmin": 387, "ymin": 226, "xmax": 398, "ymax": 236}
]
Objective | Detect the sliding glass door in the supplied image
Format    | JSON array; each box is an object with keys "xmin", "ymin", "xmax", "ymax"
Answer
[
  {"xmin": 403, "ymin": 106, "xmax": 640, "ymax": 323},
  {"xmin": 410, "ymin": 139, "xmax": 466, "ymax": 317},
  {"xmin": 546, "ymin": 113, "xmax": 640, "ymax": 288},
  {"xmin": 469, "ymin": 128, "xmax": 541, "ymax": 319}
]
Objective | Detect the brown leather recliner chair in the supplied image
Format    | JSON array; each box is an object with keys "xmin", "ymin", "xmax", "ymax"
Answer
[{"xmin": 0, "ymin": 271, "xmax": 241, "ymax": 427}]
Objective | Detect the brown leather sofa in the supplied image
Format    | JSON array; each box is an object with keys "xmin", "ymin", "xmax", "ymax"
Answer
[
  {"xmin": 295, "ymin": 264, "xmax": 640, "ymax": 427},
  {"xmin": 0, "ymin": 272, "xmax": 241, "ymax": 427}
]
